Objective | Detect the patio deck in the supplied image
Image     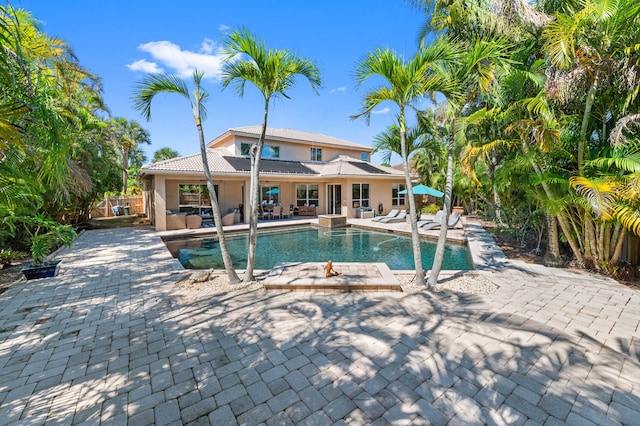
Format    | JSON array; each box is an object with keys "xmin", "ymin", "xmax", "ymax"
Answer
[{"xmin": 0, "ymin": 225, "xmax": 638, "ymax": 424}]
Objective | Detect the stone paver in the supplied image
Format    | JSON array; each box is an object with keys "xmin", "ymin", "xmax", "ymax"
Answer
[{"xmin": 0, "ymin": 226, "xmax": 639, "ymax": 425}]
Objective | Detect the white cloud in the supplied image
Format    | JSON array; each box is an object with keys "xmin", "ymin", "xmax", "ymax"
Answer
[
  {"xmin": 218, "ymin": 24, "xmax": 230, "ymax": 31},
  {"xmin": 129, "ymin": 39, "xmax": 226, "ymax": 80},
  {"xmin": 200, "ymin": 38, "xmax": 216, "ymax": 54},
  {"xmin": 126, "ymin": 59, "xmax": 163, "ymax": 74},
  {"xmin": 329, "ymin": 86, "xmax": 346, "ymax": 94},
  {"xmin": 372, "ymin": 107, "xmax": 390, "ymax": 115}
]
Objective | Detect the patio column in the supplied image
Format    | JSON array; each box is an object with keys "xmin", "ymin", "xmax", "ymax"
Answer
[{"xmin": 155, "ymin": 175, "xmax": 167, "ymax": 231}]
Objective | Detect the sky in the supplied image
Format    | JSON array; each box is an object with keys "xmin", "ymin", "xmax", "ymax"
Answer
[{"xmin": 16, "ymin": 0, "xmax": 426, "ymax": 165}]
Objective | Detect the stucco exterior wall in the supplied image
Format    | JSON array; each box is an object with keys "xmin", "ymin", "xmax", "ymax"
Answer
[{"xmin": 217, "ymin": 135, "xmax": 369, "ymax": 162}]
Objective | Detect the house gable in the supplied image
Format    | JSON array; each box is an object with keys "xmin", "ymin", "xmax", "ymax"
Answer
[{"xmin": 208, "ymin": 126, "xmax": 372, "ymax": 162}]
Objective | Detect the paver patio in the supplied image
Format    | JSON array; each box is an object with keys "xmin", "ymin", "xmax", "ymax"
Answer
[{"xmin": 0, "ymin": 226, "xmax": 639, "ymax": 425}]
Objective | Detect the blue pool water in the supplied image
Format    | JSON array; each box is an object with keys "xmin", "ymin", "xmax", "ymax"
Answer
[{"xmin": 166, "ymin": 226, "xmax": 472, "ymax": 271}]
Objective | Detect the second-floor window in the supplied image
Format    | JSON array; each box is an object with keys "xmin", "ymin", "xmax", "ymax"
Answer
[
  {"xmin": 311, "ymin": 147, "xmax": 322, "ymax": 161},
  {"xmin": 360, "ymin": 152, "xmax": 369, "ymax": 161},
  {"xmin": 392, "ymin": 184, "xmax": 406, "ymax": 206},
  {"xmin": 241, "ymin": 143, "xmax": 280, "ymax": 158}
]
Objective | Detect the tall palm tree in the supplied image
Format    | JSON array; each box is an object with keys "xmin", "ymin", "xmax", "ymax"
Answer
[
  {"xmin": 353, "ymin": 44, "xmax": 456, "ymax": 287},
  {"xmin": 424, "ymin": 36, "xmax": 512, "ymax": 286},
  {"xmin": 133, "ymin": 70, "xmax": 241, "ymax": 284},
  {"xmin": 221, "ymin": 27, "xmax": 321, "ymax": 283},
  {"xmin": 108, "ymin": 117, "xmax": 150, "ymax": 194}
]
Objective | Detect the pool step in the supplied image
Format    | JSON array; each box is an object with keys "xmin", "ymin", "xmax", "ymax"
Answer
[{"xmin": 262, "ymin": 262, "xmax": 402, "ymax": 292}]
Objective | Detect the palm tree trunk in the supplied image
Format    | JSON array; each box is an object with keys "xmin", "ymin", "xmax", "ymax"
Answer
[
  {"xmin": 527, "ymin": 147, "xmax": 585, "ymax": 265},
  {"xmin": 609, "ymin": 223, "xmax": 622, "ymax": 259},
  {"xmin": 122, "ymin": 148, "xmax": 129, "ymax": 194},
  {"xmin": 585, "ymin": 214, "xmax": 599, "ymax": 269},
  {"xmin": 543, "ymin": 212, "xmax": 563, "ymax": 267},
  {"xmin": 578, "ymin": 75, "xmax": 599, "ymax": 175},
  {"xmin": 600, "ymin": 223, "xmax": 608, "ymax": 265},
  {"xmin": 196, "ymin": 120, "xmax": 240, "ymax": 284},
  {"xmin": 428, "ymin": 117, "xmax": 454, "ymax": 286},
  {"xmin": 399, "ymin": 110, "xmax": 425, "ymax": 286},
  {"xmin": 610, "ymin": 227, "xmax": 627, "ymax": 265},
  {"xmin": 490, "ymin": 149, "xmax": 505, "ymax": 226},
  {"xmin": 244, "ymin": 100, "xmax": 269, "ymax": 282}
]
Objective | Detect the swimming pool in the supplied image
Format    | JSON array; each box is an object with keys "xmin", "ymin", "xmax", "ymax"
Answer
[{"xmin": 165, "ymin": 226, "xmax": 472, "ymax": 271}]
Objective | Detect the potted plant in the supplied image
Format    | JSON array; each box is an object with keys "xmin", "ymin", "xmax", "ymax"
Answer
[{"xmin": 18, "ymin": 215, "xmax": 76, "ymax": 280}]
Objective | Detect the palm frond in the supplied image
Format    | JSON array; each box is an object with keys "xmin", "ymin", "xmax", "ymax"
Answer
[
  {"xmin": 132, "ymin": 73, "xmax": 191, "ymax": 121},
  {"xmin": 570, "ymin": 175, "xmax": 617, "ymax": 219},
  {"xmin": 609, "ymin": 113, "xmax": 640, "ymax": 148},
  {"xmin": 612, "ymin": 203, "xmax": 640, "ymax": 235},
  {"xmin": 587, "ymin": 149, "xmax": 640, "ymax": 172}
]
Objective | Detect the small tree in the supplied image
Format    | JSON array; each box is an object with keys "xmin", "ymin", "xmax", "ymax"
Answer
[{"xmin": 13, "ymin": 215, "xmax": 76, "ymax": 266}]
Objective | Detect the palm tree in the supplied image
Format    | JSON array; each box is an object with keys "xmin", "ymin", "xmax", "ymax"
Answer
[
  {"xmin": 542, "ymin": 0, "xmax": 640, "ymax": 175},
  {"xmin": 352, "ymin": 45, "xmax": 456, "ymax": 287},
  {"xmin": 221, "ymin": 27, "xmax": 321, "ymax": 283},
  {"xmin": 372, "ymin": 114, "xmax": 443, "ymax": 166},
  {"xmin": 133, "ymin": 70, "xmax": 241, "ymax": 284},
  {"xmin": 153, "ymin": 147, "xmax": 179, "ymax": 163},
  {"xmin": 424, "ymin": 36, "xmax": 512, "ymax": 286},
  {"xmin": 108, "ymin": 117, "xmax": 150, "ymax": 194}
]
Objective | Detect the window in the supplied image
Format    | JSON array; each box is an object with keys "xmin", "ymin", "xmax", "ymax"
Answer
[
  {"xmin": 260, "ymin": 185, "xmax": 280, "ymax": 205},
  {"xmin": 179, "ymin": 184, "xmax": 217, "ymax": 214},
  {"xmin": 296, "ymin": 184, "xmax": 319, "ymax": 207},
  {"xmin": 263, "ymin": 146, "xmax": 280, "ymax": 158},
  {"xmin": 392, "ymin": 183, "xmax": 406, "ymax": 206},
  {"xmin": 241, "ymin": 143, "xmax": 280, "ymax": 158},
  {"xmin": 352, "ymin": 183, "xmax": 370, "ymax": 208},
  {"xmin": 360, "ymin": 152, "xmax": 369, "ymax": 161},
  {"xmin": 311, "ymin": 147, "xmax": 322, "ymax": 161}
]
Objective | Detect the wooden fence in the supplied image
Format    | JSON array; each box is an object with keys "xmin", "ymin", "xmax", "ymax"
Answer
[{"xmin": 91, "ymin": 195, "xmax": 144, "ymax": 218}]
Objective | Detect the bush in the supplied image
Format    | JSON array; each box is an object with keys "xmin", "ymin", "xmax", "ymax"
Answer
[
  {"xmin": 13, "ymin": 215, "xmax": 76, "ymax": 266},
  {"xmin": 0, "ymin": 249, "xmax": 25, "ymax": 267},
  {"xmin": 422, "ymin": 203, "xmax": 440, "ymax": 214}
]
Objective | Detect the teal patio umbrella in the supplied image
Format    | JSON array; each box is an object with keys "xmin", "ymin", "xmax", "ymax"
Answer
[
  {"xmin": 266, "ymin": 188, "xmax": 279, "ymax": 195},
  {"xmin": 398, "ymin": 184, "xmax": 444, "ymax": 197},
  {"xmin": 399, "ymin": 184, "xmax": 444, "ymax": 215}
]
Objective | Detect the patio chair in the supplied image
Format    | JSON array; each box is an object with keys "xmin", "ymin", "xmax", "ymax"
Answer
[
  {"xmin": 421, "ymin": 212, "xmax": 461, "ymax": 230},
  {"xmin": 271, "ymin": 205, "xmax": 282, "ymax": 220},
  {"xmin": 379, "ymin": 210, "xmax": 408, "ymax": 223},
  {"xmin": 258, "ymin": 205, "xmax": 267, "ymax": 220},
  {"xmin": 417, "ymin": 210, "xmax": 443, "ymax": 228},
  {"xmin": 221, "ymin": 211, "xmax": 235, "ymax": 226},
  {"xmin": 371, "ymin": 209, "xmax": 399, "ymax": 222}
]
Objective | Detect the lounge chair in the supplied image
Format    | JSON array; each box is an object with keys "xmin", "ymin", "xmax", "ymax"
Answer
[
  {"xmin": 421, "ymin": 212, "xmax": 461, "ymax": 230},
  {"xmin": 379, "ymin": 210, "xmax": 408, "ymax": 223},
  {"xmin": 417, "ymin": 210, "xmax": 443, "ymax": 228},
  {"xmin": 371, "ymin": 209, "xmax": 399, "ymax": 222}
]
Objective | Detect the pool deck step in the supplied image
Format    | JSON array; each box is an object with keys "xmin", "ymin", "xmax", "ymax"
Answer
[{"xmin": 262, "ymin": 262, "xmax": 401, "ymax": 292}]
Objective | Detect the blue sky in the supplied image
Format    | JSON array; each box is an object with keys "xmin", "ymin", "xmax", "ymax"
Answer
[{"xmin": 17, "ymin": 0, "xmax": 426, "ymax": 165}]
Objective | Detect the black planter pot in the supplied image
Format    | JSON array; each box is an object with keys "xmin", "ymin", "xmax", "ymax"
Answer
[{"xmin": 22, "ymin": 260, "xmax": 61, "ymax": 280}]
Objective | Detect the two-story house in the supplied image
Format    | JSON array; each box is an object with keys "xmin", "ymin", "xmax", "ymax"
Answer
[{"xmin": 139, "ymin": 126, "xmax": 408, "ymax": 231}]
